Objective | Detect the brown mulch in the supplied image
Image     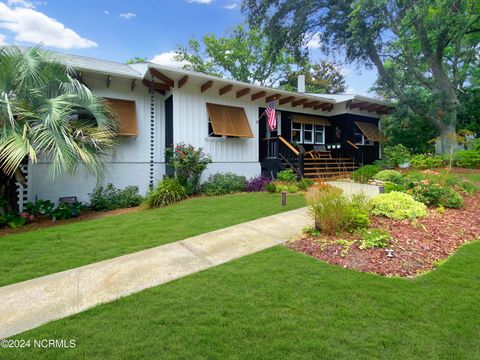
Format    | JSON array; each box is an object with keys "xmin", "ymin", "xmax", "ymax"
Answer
[
  {"xmin": 288, "ymin": 192, "xmax": 480, "ymax": 277},
  {"xmin": 0, "ymin": 206, "xmax": 141, "ymax": 237}
]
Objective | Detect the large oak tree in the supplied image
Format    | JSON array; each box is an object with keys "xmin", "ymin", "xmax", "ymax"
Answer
[{"xmin": 243, "ymin": 0, "xmax": 480, "ymax": 152}]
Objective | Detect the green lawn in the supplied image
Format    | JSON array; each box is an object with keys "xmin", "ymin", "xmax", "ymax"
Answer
[
  {"xmin": 0, "ymin": 193, "xmax": 305, "ymax": 287},
  {"xmin": 2, "ymin": 241, "xmax": 479, "ymax": 359},
  {"xmin": 458, "ymin": 172, "xmax": 480, "ymax": 183}
]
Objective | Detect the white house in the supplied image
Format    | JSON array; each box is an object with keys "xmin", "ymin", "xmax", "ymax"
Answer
[{"xmin": 21, "ymin": 52, "xmax": 393, "ymax": 207}]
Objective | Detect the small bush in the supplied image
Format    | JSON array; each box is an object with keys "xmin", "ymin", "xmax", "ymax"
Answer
[
  {"xmin": 89, "ymin": 184, "xmax": 143, "ymax": 211},
  {"xmin": 457, "ymin": 179, "xmax": 480, "ymax": 195},
  {"xmin": 453, "ymin": 150, "xmax": 480, "ymax": 169},
  {"xmin": 383, "ymin": 144, "xmax": 411, "ymax": 166},
  {"xmin": 310, "ymin": 191, "xmax": 370, "ymax": 235},
  {"xmin": 275, "ymin": 183, "xmax": 299, "ymax": 193},
  {"xmin": 298, "ymin": 178, "xmax": 314, "ymax": 191},
  {"xmin": 409, "ymin": 182, "xmax": 463, "ymax": 208},
  {"xmin": 144, "ymin": 178, "xmax": 187, "ymax": 208},
  {"xmin": 24, "ymin": 200, "xmax": 54, "ymax": 217},
  {"xmin": 276, "ymin": 169, "xmax": 297, "ymax": 182},
  {"xmin": 265, "ymin": 182, "xmax": 276, "ymax": 193},
  {"xmin": 410, "ymin": 154, "xmax": 446, "ymax": 170},
  {"xmin": 51, "ymin": 202, "xmax": 83, "ymax": 220},
  {"xmin": 383, "ymin": 181, "xmax": 405, "ymax": 193},
  {"xmin": 373, "ymin": 170, "xmax": 403, "ymax": 184},
  {"xmin": 246, "ymin": 176, "xmax": 271, "ymax": 192},
  {"xmin": 0, "ymin": 211, "xmax": 26, "ymax": 228},
  {"xmin": 357, "ymin": 228, "xmax": 391, "ymax": 249},
  {"xmin": 351, "ymin": 165, "xmax": 381, "ymax": 183},
  {"xmin": 367, "ymin": 192, "xmax": 427, "ymax": 220},
  {"xmin": 202, "ymin": 172, "xmax": 247, "ymax": 196}
]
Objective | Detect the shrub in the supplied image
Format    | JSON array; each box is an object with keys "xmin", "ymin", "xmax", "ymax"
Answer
[
  {"xmin": 410, "ymin": 154, "xmax": 446, "ymax": 170},
  {"xmin": 265, "ymin": 182, "xmax": 276, "ymax": 193},
  {"xmin": 202, "ymin": 172, "xmax": 247, "ymax": 196},
  {"xmin": 367, "ymin": 192, "xmax": 427, "ymax": 220},
  {"xmin": 453, "ymin": 150, "xmax": 480, "ymax": 169},
  {"xmin": 276, "ymin": 169, "xmax": 297, "ymax": 182},
  {"xmin": 275, "ymin": 183, "xmax": 299, "ymax": 193},
  {"xmin": 0, "ymin": 211, "xmax": 26, "ymax": 228},
  {"xmin": 24, "ymin": 200, "xmax": 54, "ymax": 217},
  {"xmin": 51, "ymin": 203, "xmax": 83, "ymax": 220},
  {"xmin": 383, "ymin": 181, "xmax": 405, "ymax": 193},
  {"xmin": 144, "ymin": 178, "xmax": 188, "ymax": 208},
  {"xmin": 298, "ymin": 178, "xmax": 314, "ymax": 191},
  {"xmin": 457, "ymin": 179, "xmax": 480, "ymax": 195},
  {"xmin": 409, "ymin": 182, "xmax": 463, "ymax": 208},
  {"xmin": 165, "ymin": 143, "xmax": 212, "ymax": 194},
  {"xmin": 351, "ymin": 165, "xmax": 381, "ymax": 183},
  {"xmin": 309, "ymin": 191, "xmax": 370, "ymax": 235},
  {"xmin": 357, "ymin": 228, "xmax": 391, "ymax": 249},
  {"xmin": 89, "ymin": 184, "xmax": 142, "ymax": 211},
  {"xmin": 246, "ymin": 176, "xmax": 271, "ymax": 192},
  {"xmin": 373, "ymin": 170, "xmax": 403, "ymax": 184},
  {"xmin": 383, "ymin": 144, "xmax": 411, "ymax": 166}
]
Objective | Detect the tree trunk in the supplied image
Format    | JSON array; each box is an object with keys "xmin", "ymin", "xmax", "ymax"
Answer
[{"xmin": 437, "ymin": 123, "xmax": 457, "ymax": 155}]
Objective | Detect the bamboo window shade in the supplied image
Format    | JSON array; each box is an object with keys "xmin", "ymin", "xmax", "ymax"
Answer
[
  {"xmin": 354, "ymin": 121, "xmax": 387, "ymax": 142},
  {"xmin": 291, "ymin": 115, "xmax": 331, "ymax": 126},
  {"xmin": 206, "ymin": 103, "xmax": 253, "ymax": 138},
  {"xmin": 104, "ymin": 98, "xmax": 138, "ymax": 136}
]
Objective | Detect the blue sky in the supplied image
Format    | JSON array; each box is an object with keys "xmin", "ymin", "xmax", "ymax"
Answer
[{"xmin": 0, "ymin": 0, "xmax": 378, "ymax": 95}]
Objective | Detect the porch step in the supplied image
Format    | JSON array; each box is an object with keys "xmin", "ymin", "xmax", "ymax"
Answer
[{"xmin": 304, "ymin": 157, "xmax": 353, "ymax": 162}]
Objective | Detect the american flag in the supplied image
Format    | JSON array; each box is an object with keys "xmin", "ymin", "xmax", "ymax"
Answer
[{"xmin": 266, "ymin": 101, "xmax": 276, "ymax": 131}]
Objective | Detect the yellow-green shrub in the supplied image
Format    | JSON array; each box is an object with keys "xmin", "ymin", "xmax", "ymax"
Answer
[{"xmin": 367, "ymin": 191, "xmax": 427, "ymax": 220}]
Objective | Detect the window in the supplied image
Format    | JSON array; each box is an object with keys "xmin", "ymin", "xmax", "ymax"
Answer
[
  {"xmin": 291, "ymin": 122, "xmax": 302, "ymax": 143},
  {"xmin": 354, "ymin": 125, "xmax": 373, "ymax": 146},
  {"xmin": 314, "ymin": 125, "xmax": 325, "ymax": 144},
  {"xmin": 206, "ymin": 103, "xmax": 253, "ymax": 138},
  {"xmin": 104, "ymin": 98, "xmax": 138, "ymax": 136},
  {"xmin": 303, "ymin": 124, "xmax": 313, "ymax": 144}
]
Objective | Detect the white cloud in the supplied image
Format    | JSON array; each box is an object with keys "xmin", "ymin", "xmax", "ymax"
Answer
[
  {"xmin": 7, "ymin": 0, "xmax": 35, "ymax": 8},
  {"xmin": 104, "ymin": 10, "xmax": 110, "ymax": 15},
  {"xmin": 306, "ymin": 34, "xmax": 321, "ymax": 49},
  {"xmin": 187, "ymin": 0, "xmax": 213, "ymax": 4},
  {"xmin": 150, "ymin": 51, "xmax": 187, "ymax": 68},
  {"xmin": 223, "ymin": 3, "xmax": 237, "ymax": 9},
  {"xmin": 119, "ymin": 12, "xmax": 136, "ymax": 19},
  {"xmin": 0, "ymin": 33, "xmax": 6, "ymax": 45},
  {"xmin": 0, "ymin": 2, "xmax": 97, "ymax": 48}
]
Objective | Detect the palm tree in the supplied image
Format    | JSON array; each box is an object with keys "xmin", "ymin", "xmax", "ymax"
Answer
[{"xmin": 0, "ymin": 45, "xmax": 117, "ymax": 210}]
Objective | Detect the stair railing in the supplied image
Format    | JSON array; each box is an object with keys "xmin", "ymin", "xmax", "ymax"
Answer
[{"xmin": 277, "ymin": 136, "xmax": 304, "ymax": 179}]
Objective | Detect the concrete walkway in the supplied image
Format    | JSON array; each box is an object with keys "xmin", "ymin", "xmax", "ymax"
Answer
[
  {"xmin": 327, "ymin": 181, "xmax": 380, "ymax": 199},
  {"xmin": 0, "ymin": 207, "xmax": 311, "ymax": 339}
]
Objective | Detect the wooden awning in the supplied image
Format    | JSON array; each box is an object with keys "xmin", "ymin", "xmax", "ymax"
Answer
[
  {"xmin": 291, "ymin": 115, "xmax": 331, "ymax": 126},
  {"xmin": 206, "ymin": 103, "xmax": 253, "ymax": 138},
  {"xmin": 104, "ymin": 98, "xmax": 138, "ymax": 136},
  {"xmin": 354, "ymin": 121, "xmax": 387, "ymax": 142}
]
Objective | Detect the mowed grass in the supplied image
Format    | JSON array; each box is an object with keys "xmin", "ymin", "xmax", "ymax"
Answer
[
  {"xmin": 2, "ymin": 241, "xmax": 480, "ymax": 359},
  {"xmin": 0, "ymin": 193, "xmax": 306, "ymax": 287}
]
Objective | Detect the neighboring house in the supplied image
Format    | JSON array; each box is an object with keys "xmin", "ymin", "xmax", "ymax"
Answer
[{"xmin": 22, "ymin": 52, "xmax": 393, "ymax": 207}]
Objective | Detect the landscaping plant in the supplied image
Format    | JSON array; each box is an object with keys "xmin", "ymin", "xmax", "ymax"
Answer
[
  {"xmin": 410, "ymin": 154, "xmax": 446, "ymax": 170},
  {"xmin": 351, "ymin": 165, "xmax": 381, "ymax": 183},
  {"xmin": 276, "ymin": 169, "xmax": 297, "ymax": 182},
  {"xmin": 24, "ymin": 200, "xmax": 55, "ymax": 217},
  {"xmin": 165, "ymin": 144, "xmax": 212, "ymax": 195},
  {"xmin": 383, "ymin": 144, "xmax": 411, "ymax": 167},
  {"xmin": 202, "ymin": 173, "xmax": 247, "ymax": 196},
  {"xmin": 409, "ymin": 182, "xmax": 464, "ymax": 208},
  {"xmin": 357, "ymin": 228, "xmax": 391, "ymax": 250},
  {"xmin": 453, "ymin": 150, "xmax": 480, "ymax": 169},
  {"xmin": 367, "ymin": 192, "xmax": 427, "ymax": 220},
  {"xmin": 144, "ymin": 178, "xmax": 188, "ymax": 208},
  {"xmin": 89, "ymin": 184, "xmax": 143, "ymax": 211},
  {"xmin": 373, "ymin": 170, "xmax": 403, "ymax": 184},
  {"xmin": 246, "ymin": 176, "xmax": 271, "ymax": 192}
]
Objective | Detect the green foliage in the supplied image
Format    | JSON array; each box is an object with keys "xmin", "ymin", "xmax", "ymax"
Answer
[
  {"xmin": 383, "ymin": 181, "xmax": 405, "ymax": 193},
  {"xmin": 302, "ymin": 225, "xmax": 320, "ymax": 237},
  {"xmin": 125, "ymin": 57, "xmax": 148, "ymax": 64},
  {"xmin": 409, "ymin": 182, "xmax": 464, "ymax": 208},
  {"xmin": 410, "ymin": 154, "xmax": 447, "ymax": 170},
  {"xmin": 383, "ymin": 145, "xmax": 412, "ymax": 167},
  {"xmin": 51, "ymin": 203, "xmax": 81, "ymax": 220},
  {"xmin": 165, "ymin": 144, "xmax": 212, "ymax": 195},
  {"xmin": 279, "ymin": 60, "xmax": 346, "ymax": 94},
  {"xmin": 0, "ymin": 45, "xmax": 116, "ymax": 181},
  {"xmin": 453, "ymin": 150, "xmax": 480, "ymax": 169},
  {"xmin": 297, "ymin": 178, "xmax": 314, "ymax": 191},
  {"xmin": 202, "ymin": 173, "xmax": 247, "ymax": 196},
  {"xmin": 309, "ymin": 190, "xmax": 370, "ymax": 235},
  {"xmin": 351, "ymin": 165, "xmax": 381, "ymax": 183},
  {"xmin": 373, "ymin": 170, "xmax": 403, "ymax": 184},
  {"xmin": 144, "ymin": 178, "xmax": 188, "ymax": 208},
  {"xmin": 275, "ymin": 183, "xmax": 299, "ymax": 193},
  {"xmin": 89, "ymin": 184, "xmax": 143, "ymax": 211},
  {"xmin": 265, "ymin": 183, "xmax": 276, "ymax": 193},
  {"xmin": 368, "ymin": 192, "xmax": 427, "ymax": 220},
  {"xmin": 357, "ymin": 228, "xmax": 391, "ymax": 250},
  {"xmin": 174, "ymin": 24, "xmax": 295, "ymax": 87},
  {"xmin": 276, "ymin": 169, "xmax": 297, "ymax": 182},
  {"xmin": 0, "ymin": 211, "xmax": 26, "ymax": 228},
  {"xmin": 24, "ymin": 200, "xmax": 54, "ymax": 217}
]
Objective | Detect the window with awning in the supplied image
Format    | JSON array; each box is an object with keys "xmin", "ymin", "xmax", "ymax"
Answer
[
  {"xmin": 104, "ymin": 98, "xmax": 138, "ymax": 136},
  {"xmin": 291, "ymin": 115, "xmax": 331, "ymax": 126},
  {"xmin": 354, "ymin": 121, "xmax": 387, "ymax": 142},
  {"xmin": 206, "ymin": 103, "xmax": 253, "ymax": 138}
]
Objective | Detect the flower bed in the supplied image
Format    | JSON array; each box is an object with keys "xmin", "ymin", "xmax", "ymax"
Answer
[{"xmin": 289, "ymin": 192, "xmax": 480, "ymax": 277}]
